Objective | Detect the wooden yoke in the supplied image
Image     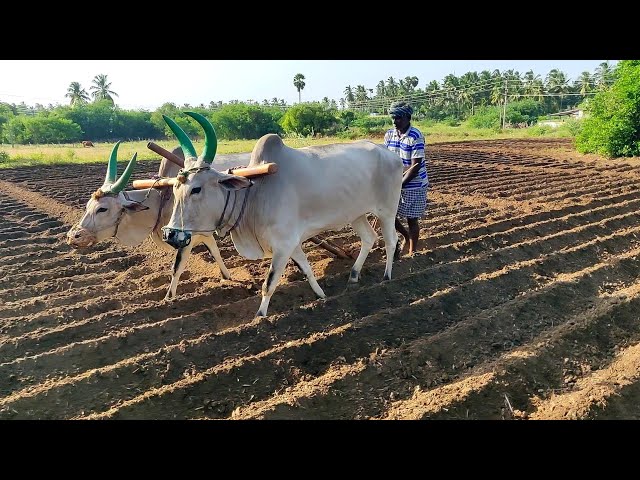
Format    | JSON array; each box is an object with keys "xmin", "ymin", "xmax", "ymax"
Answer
[
  {"xmin": 147, "ymin": 142, "xmax": 184, "ymax": 168},
  {"xmin": 131, "ymin": 163, "xmax": 278, "ymax": 189}
]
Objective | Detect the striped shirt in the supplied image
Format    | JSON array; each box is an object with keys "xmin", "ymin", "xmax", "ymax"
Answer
[{"xmin": 384, "ymin": 125, "xmax": 428, "ymax": 190}]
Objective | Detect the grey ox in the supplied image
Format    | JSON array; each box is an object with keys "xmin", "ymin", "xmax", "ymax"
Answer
[
  {"xmin": 162, "ymin": 112, "xmax": 403, "ymax": 318},
  {"xmin": 66, "ymin": 141, "xmax": 231, "ymax": 299}
]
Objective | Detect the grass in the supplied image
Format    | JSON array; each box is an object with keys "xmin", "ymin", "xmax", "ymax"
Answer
[{"xmin": 0, "ymin": 123, "xmax": 577, "ymax": 169}]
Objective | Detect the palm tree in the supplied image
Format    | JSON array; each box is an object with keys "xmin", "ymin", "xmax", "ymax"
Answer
[
  {"xmin": 595, "ymin": 61, "xmax": 614, "ymax": 89},
  {"xmin": 386, "ymin": 77, "xmax": 398, "ymax": 97},
  {"xmin": 65, "ymin": 81, "xmax": 89, "ymax": 106},
  {"xmin": 293, "ymin": 73, "xmax": 306, "ymax": 103},
  {"xmin": 545, "ymin": 69, "xmax": 569, "ymax": 111},
  {"xmin": 90, "ymin": 74, "xmax": 119, "ymax": 104},
  {"xmin": 354, "ymin": 85, "xmax": 368, "ymax": 111},
  {"xmin": 576, "ymin": 71, "xmax": 594, "ymax": 97},
  {"xmin": 343, "ymin": 86, "xmax": 355, "ymax": 108}
]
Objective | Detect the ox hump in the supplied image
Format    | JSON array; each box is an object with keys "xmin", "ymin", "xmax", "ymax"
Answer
[{"xmin": 251, "ymin": 134, "xmax": 284, "ymax": 164}]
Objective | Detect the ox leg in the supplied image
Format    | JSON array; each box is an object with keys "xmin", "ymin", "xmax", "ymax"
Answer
[
  {"xmin": 151, "ymin": 231, "xmax": 177, "ymax": 253},
  {"xmin": 291, "ymin": 244, "xmax": 326, "ymax": 299},
  {"xmin": 165, "ymin": 243, "xmax": 194, "ymax": 301},
  {"xmin": 377, "ymin": 214, "xmax": 398, "ymax": 281},
  {"xmin": 201, "ymin": 235, "xmax": 232, "ymax": 280},
  {"xmin": 256, "ymin": 245, "xmax": 296, "ymax": 318},
  {"xmin": 348, "ymin": 214, "xmax": 378, "ymax": 283}
]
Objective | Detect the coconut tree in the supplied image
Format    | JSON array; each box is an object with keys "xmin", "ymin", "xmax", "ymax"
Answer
[
  {"xmin": 293, "ymin": 73, "xmax": 306, "ymax": 103},
  {"xmin": 595, "ymin": 61, "xmax": 614, "ymax": 90},
  {"xmin": 386, "ymin": 77, "xmax": 399, "ymax": 97},
  {"xmin": 65, "ymin": 81, "xmax": 89, "ymax": 106},
  {"xmin": 576, "ymin": 71, "xmax": 594, "ymax": 97},
  {"xmin": 442, "ymin": 74, "xmax": 461, "ymax": 117},
  {"xmin": 90, "ymin": 74, "xmax": 118, "ymax": 104},
  {"xmin": 545, "ymin": 69, "xmax": 569, "ymax": 111},
  {"xmin": 343, "ymin": 86, "xmax": 355, "ymax": 108},
  {"xmin": 354, "ymin": 85, "xmax": 368, "ymax": 112},
  {"xmin": 459, "ymin": 71, "xmax": 479, "ymax": 116}
]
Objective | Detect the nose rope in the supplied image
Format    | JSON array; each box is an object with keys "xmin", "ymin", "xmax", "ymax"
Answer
[{"xmin": 180, "ymin": 192, "xmax": 185, "ymax": 234}]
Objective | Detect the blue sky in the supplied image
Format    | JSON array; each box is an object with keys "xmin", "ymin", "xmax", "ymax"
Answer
[{"xmin": 0, "ymin": 60, "xmax": 617, "ymax": 110}]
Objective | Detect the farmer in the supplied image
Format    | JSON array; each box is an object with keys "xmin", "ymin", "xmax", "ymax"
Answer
[{"xmin": 383, "ymin": 101, "xmax": 429, "ymax": 258}]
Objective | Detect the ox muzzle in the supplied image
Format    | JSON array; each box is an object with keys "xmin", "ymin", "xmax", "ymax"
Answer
[
  {"xmin": 67, "ymin": 225, "xmax": 97, "ymax": 248},
  {"xmin": 162, "ymin": 227, "xmax": 192, "ymax": 249}
]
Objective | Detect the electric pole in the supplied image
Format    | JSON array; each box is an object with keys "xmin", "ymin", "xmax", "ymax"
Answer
[{"xmin": 502, "ymin": 78, "xmax": 508, "ymax": 130}]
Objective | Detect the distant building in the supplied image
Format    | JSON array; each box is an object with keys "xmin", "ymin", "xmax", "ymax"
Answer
[
  {"xmin": 549, "ymin": 109, "xmax": 584, "ymax": 119},
  {"xmin": 538, "ymin": 109, "xmax": 584, "ymax": 128}
]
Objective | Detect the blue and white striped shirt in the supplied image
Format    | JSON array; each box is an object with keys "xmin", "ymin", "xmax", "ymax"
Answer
[{"xmin": 384, "ymin": 125, "xmax": 428, "ymax": 190}]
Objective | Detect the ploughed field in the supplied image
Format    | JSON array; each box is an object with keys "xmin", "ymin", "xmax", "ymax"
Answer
[{"xmin": 2, "ymin": 137, "xmax": 640, "ymax": 420}]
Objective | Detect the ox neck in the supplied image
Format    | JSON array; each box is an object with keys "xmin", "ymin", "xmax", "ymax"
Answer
[
  {"xmin": 216, "ymin": 184, "xmax": 253, "ymax": 238},
  {"xmin": 112, "ymin": 190, "xmax": 159, "ymax": 239}
]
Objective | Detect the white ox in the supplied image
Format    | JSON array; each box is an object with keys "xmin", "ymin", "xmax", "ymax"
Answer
[
  {"xmin": 162, "ymin": 112, "xmax": 403, "ymax": 317},
  {"xmin": 66, "ymin": 141, "xmax": 231, "ymax": 300}
]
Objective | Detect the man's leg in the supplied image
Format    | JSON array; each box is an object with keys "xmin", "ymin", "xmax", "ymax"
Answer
[
  {"xmin": 395, "ymin": 217, "xmax": 409, "ymax": 242},
  {"xmin": 407, "ymin": 217, "xmax": 420, "ymax": 255},
  {"xmin": 394, "ymin": 217, "xmax": 409, "ymax": 259}
]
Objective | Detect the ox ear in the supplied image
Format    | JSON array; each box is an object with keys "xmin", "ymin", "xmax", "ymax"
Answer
[
  {"xmin": 121, "ymin": 197, "xmax": 149, "ymax": 213},
  {"xmin": 217, "ymin": 172, "xmax": 252, "ymax": 191}
]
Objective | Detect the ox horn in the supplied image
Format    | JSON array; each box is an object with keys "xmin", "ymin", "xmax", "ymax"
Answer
[
  {"xmin": 105, "ymin": 141, "xmax": 122, "ymax": 185},
  {"xmin": 108, "ymin": 153, "xmax": 138, "ymax": 194},
  {"xmin": 185, "ymin": 111, "xmax": 217, "ymax": 164},
  {"xmin": 162, "ymin": 115, "xmax": 197, "ymax": 161}
]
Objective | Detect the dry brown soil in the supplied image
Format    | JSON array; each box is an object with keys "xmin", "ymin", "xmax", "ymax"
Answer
[{"xmin": 2, "ymin": 137, "xmax": 640, "ymax": 420}]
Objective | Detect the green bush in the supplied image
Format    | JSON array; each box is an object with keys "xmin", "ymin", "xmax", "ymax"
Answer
[
  {"xmin": 527, "ymin": 125, "xmax": 553, "ymax": 136},
  {"xmin": 1, "ymin": 116, "xmax": 82, "ymax": 144},
  {"xmin": 280, "ymin": 102, "xmax": 338, "ymax": 137},
  {"xmin": 150, "ymin": 103, "xmax": 201, "ymax": 140},
  {"xmin": 467, "ymin": 106, "xmax": 500, "ymax": 129},
  {"xmin": 0, "ymin": 151, "xmax": 8, "ymax": 163},
  {"xmin": 576, "ymin": 60, "xmax": 640, "ymax": 157},
  {"xmin": 505, "ymin": 99, "xmax": 545, "ymax": 125},
  {"xmin": 211, "ymin": 104, "xmax": 283, "ymax": 140},
  {"xmin": 558, "ymin": 118, "xmax": 582, "ymax": 137}
]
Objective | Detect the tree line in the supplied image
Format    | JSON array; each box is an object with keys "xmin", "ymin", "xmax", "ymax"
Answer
[
  {"xmin": 2, "ymin": 62, "xmax": 636, "ymax": 159},
  {"xmin": 340, "ymin": 62, "xmax": 616, "ymax": 121}
]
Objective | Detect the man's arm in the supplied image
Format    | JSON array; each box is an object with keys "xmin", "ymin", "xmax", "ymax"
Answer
[{"xmin": 401, "ymin": 157, "xmax": 423, "ymax": 187}]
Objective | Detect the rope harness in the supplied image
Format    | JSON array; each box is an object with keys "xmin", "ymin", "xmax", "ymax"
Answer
[
  {"xmin": 171, "ymin": 166, "xmax": 253, "ymax": 238},
  {"xmin": 143, "ymin": 177, "xmax": 173, "ymax": 233},
  {"xmin": 74, "ymin": 189, "xmax": 148, "ymax": 241}
]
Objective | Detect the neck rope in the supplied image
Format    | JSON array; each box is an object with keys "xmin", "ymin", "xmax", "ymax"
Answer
[{"xmin": 176, "ymin": 166, "xmax": 253, "ymax": 238}]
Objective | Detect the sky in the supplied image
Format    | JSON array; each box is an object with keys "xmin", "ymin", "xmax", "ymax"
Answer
[{"xmin": 0, "ymin": 60, "xmax": 618, "ymax": 111}]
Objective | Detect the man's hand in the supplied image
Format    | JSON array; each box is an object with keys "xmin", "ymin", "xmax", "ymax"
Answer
[{"xmin": 401, "ymin": 157, "xmax": 423, "ymax": 187}]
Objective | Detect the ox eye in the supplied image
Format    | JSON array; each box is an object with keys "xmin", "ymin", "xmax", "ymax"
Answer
[
  {"xmin": 97, "ymin": 207, "xmax": 108, "ymax": 213},
  {"xmin": 191, "ymin": 187, "xmax": 202, "ymax": 195}
]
